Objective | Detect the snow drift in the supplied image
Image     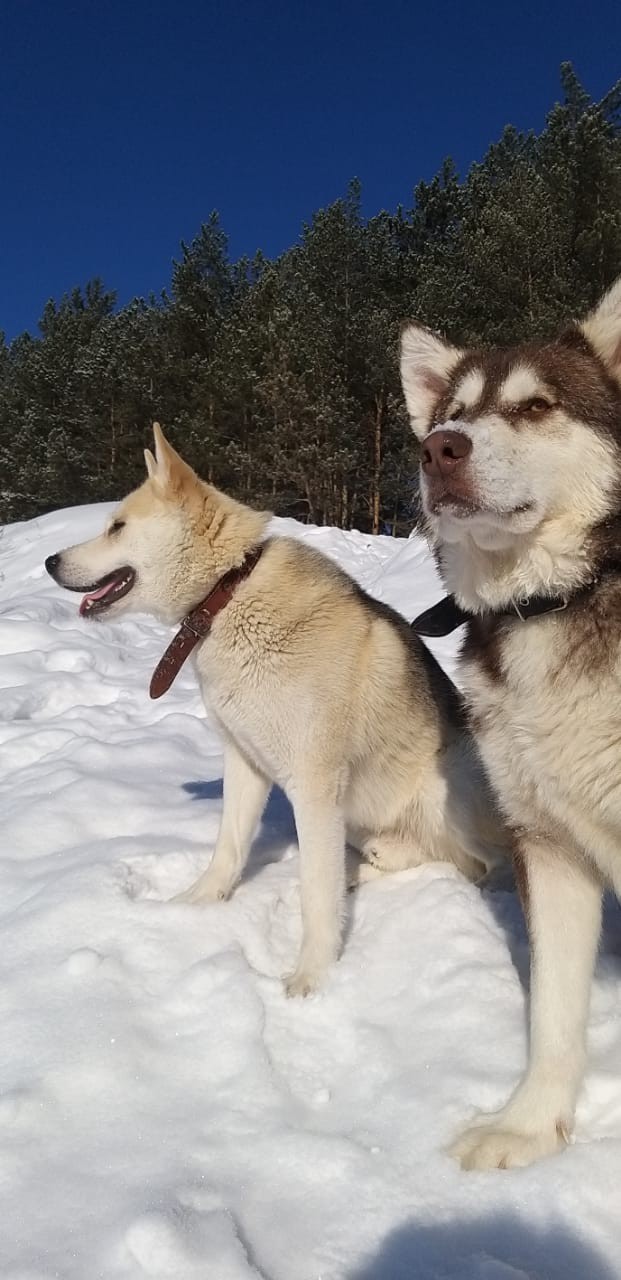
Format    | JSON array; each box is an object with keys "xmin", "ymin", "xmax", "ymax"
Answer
[{"xmin": 1, "ymin": 506, "xmax": 620, "ymax": 1279}]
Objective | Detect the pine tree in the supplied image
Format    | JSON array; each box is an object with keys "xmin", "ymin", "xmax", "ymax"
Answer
[{"xmin": 1, "ymin": 66, "xmax": 620, "ymax": 530}]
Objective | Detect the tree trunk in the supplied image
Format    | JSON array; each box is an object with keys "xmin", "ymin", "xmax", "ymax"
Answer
[
  {"xmin": 110, "ymin": 395, "xmax": 116, "ymax": 474},
  {"xmin": 372, "ymin": 392, "xmax": 384, "ymax": 535},
  {"xmin": 303, "ymin": 477, "xmax": 316, "ymax": 524}
]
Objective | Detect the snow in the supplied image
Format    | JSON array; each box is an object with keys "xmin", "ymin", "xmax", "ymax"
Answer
[{"xmin": 1, "ymin": 504, "xmax": 620, "ymax": 1280}]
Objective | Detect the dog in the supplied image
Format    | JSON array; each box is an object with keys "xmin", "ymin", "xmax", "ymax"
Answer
[
  {"xmin": 400, "ymin": 274, "xmax": 621, "ymax": 1168},
  {"xmin": 46, "ymin": 424, "xmax": 507, "ymax": 996}
]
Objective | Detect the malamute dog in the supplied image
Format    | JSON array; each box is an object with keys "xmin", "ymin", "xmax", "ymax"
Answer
[
  {"xmin": 46, "ymin": 425, "xmax": 506, "ymax": 996},
  {"xmin": 401, "ymin": 275, "xmax": 621, "ymax": 1168}
]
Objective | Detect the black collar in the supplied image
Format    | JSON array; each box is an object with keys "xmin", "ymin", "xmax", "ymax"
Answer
[{"xmin": 412, "ymin": 575, "xmax": 610, "ymax": 638}]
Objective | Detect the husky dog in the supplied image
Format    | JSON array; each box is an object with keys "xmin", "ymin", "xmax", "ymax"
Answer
[
  {"xmin": 46, "ymin": 425, "xmax": 506, "ymax": 996},
  {"xmin": 400, "ymin": 275, "xmax": 621, "ymax": 1168}
]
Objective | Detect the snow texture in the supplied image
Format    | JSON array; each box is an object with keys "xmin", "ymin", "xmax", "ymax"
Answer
[{"xmin": 0, "ymin": 506, "xmax": 620, "ymax": 1279}]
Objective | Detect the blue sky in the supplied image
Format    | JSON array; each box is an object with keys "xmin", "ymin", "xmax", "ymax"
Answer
[{"xmin": 1, "ymin": 0, "xmax": 619, "ymax": 338}]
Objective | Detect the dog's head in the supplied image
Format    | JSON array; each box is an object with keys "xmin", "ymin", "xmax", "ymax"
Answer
[
  {"xmin": 46, "ymin": 425, "xmax": 267, "ymax": 623},
  {"xmin": 400, "ymin": 278, "xmax": 621, "ymax": 556}
]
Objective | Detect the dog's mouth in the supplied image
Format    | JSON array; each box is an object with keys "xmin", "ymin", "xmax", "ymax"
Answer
[
  {"xmin": 427, "ymin": 492, "xmax": 534, "ymax": 521},
  {"xmin": 79, "ymin": 567, "xmax": 136, "ymax": 617},
  {"xmin": 428, "ymin": 493, "xmax": 480, "ymax": 517}
]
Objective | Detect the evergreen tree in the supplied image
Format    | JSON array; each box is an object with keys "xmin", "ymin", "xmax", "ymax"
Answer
[{"xmin": 1, "ymin": 66, "xmax": 620, "ymax": 531}]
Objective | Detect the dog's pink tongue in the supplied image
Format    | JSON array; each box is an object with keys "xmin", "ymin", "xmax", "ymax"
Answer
[{"xmin": 79, "ymin": 578, "xmax": 116, "ymax": 615}]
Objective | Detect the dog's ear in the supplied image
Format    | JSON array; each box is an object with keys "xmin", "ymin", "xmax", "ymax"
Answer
[
  {"xmin": 580, "ymin": 276, "xmax": 621, "ymax": 387},
  {"xmin": 146, "ymin": 422, "xmax": 198, "ymax": 494},
  {"xmin": 144, "ymin": 448, "xmax": 158, "ymax": 479},
  {"xmin": 400, "ymin": 325, "xmax": 463, "ymax": 439}
]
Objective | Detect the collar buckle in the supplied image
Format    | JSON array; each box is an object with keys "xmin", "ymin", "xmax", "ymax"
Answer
[{"xmin": 180, "ymin": 617, "xmax": 205, "ymax": 641}]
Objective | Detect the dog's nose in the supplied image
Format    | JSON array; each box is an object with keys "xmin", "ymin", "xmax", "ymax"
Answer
[
  {"xmin": 421, "ymin": 430, "xmax": 472, "ymax": 479},
  {"xmin": 45, "ymin": 553, "xmax": 60, "ymax": 577}
]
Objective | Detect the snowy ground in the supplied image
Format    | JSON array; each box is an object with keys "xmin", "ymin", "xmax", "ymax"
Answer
[{"xmin": 1, "ymin": 505, "xmax": 621, "ymax": 1280}]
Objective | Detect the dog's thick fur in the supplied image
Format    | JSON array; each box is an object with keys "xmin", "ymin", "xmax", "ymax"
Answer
[
  {"xmin": 47, "ymin": 426, "xmax": 507, "ymax": 995},
  {"xmin": 401, "ymin": 275, "xmax": 621, "ymax": 1169}
]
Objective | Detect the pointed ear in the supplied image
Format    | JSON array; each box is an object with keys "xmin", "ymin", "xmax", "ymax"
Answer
[
  {"xmin": 147, "ymin": 422, "xmax": 198, "ymax": 493},
  {"xmin": 400, "ymin": 325, "xmax": 463, "ymax": 439},
  {"xmin": 580, "ymin": 276, "xmax": 621, "ymax": 386}
]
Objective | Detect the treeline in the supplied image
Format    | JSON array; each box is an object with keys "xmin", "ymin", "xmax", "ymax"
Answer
[{"xmin": 1, "ymin": 65, "xmax": 620, "ymax": 530}]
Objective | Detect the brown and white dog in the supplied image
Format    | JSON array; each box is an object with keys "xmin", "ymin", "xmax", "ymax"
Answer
[{"xmin": 401, "ymin": 275, "xmax": 621, "ymax": 1169}]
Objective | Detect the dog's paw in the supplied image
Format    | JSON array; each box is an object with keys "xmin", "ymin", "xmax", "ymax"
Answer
[
  {"xmin": 361, "ymin": 839, "xmax": 398, "ymax": 872},
  {"xmin": 284, "ymin": 967, "xmax": 323, "ymax": 999},
  {"xmin": 360, "ymin": 833, "xmax": 423, "ymax": 875},
  {"xmin": 170, "ymin": 875, "xmax": 231, "ymax": 906},
  {"xmin": 449, "ymin": 1120, "xmax": 568, "ymax": 1170}
]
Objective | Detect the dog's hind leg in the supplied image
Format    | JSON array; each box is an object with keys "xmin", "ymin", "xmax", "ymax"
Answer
[
  {"xmin": 173, "ymin": 738, "xmax": 270, "ymax": 905},
  {"xmin": 286, "ymin": 787, "xmax": 347, "ymax": 997},
  {"xmin": 451, "ymin": 838, "xmax": 602, "ymax": 1170},
  {"xmin": 360, "ymin": 833, "xmax": 484, "ymax": 882}
]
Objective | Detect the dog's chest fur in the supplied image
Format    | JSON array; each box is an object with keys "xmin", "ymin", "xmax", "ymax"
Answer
[
  {"xmin": 193, "ymin": 595, "xmax": 317, "ymax": 784},
  {"xmin": 461, "ymin": 605, "xmax": 621, "ymax": 876},
  {"xmin": 189, "ymin": 539, "xmax": 388, "ymax": 789}
]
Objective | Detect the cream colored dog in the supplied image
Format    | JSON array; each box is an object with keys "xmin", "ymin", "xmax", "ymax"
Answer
[{"xmin": 47, "ymin": 426, "xmax": 507, "ymax": 995}]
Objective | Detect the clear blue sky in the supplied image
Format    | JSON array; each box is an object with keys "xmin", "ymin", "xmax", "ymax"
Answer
[{"xmin": 1, "ymin": 0, "xmax": 619, "ymax": 338}]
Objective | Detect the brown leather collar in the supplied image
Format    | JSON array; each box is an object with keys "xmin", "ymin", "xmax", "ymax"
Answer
[{"xmin": 149, "ymin": 546, "xmax": 264, "ymax": 699}]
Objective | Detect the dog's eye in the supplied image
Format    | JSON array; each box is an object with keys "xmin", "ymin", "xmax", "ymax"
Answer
[
  {"xmin": 108, "ymin": 519, "xmax": 125, "ymax": 535},
  {"xmin": 521, "ymin": 397, "xmax": 552, "ymax": 414}
]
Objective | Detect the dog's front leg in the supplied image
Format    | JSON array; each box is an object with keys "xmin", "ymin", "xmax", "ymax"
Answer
[
  {"xmin": 451, "ymin": 838, "xmax": 603, "ymax": 1170},
  {"xmin": 173, "ymin": 738, "xmax": 270, "ymax": 904},
  {"xmin": 286, "ymin": 792, "xmax": 346, "ymax": 998}
]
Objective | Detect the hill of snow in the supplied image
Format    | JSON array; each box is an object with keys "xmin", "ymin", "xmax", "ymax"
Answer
[{"xmin": 1, "ymin": 506, "xmax": 620, "ymax": 1279}]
